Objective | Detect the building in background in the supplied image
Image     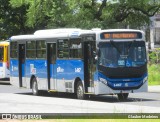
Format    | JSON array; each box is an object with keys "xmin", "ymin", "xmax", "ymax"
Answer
[
  {"xmin": 154, "ymin": 15, "xmax": 160, "ymax": 46},
  {"xmin": 150, "ymin": 14, "xmax": 160, "ymax": 49}
]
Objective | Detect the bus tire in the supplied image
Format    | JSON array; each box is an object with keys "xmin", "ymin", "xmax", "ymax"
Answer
[
  {"xmin": 32, "ymin": 78, "xmax": 39, "ymax": 96},
  {"xmin": 76, "ymin": 81, "xmax": 85, "ymax": 100},
  {"xmin": 117, "ymin": 93, "xmax": 129, "ymax": 101}
]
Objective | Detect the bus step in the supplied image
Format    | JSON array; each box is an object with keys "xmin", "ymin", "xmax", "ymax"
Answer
[
  {"xmin": 48, "ymin": 90, "xmax": 57, "ymax": 93},
  {"xmin": 84, "ymin": 92, "xmax": 94, "ymax": 95}
]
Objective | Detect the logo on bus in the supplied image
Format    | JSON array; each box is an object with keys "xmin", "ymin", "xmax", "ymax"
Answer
[
  {"xmin": 57, "ymin": 67, "xmax": 64, "ymax": 73},
  {"xmin": 99, "ymin": 78, "xmax": 108, "ymax": 85}
]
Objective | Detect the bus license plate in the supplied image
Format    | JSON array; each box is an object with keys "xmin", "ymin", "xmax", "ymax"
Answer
[{"xmin": 122, "ymin": 90, "xmax": 131, "ymax": 93}]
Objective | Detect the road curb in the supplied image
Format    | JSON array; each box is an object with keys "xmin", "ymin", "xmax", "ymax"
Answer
[{"xmin": 148, "ymin": 85, "xmax": 160, "ymax": 93}]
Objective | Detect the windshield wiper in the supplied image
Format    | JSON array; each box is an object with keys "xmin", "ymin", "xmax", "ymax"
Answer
[
  {"xmin": 126, "ymin": 40, "xmax": 135, "ymax": 55},
  {"xmin": 110, "ymin": 40, "xmax": 121, "ymax": 54}
]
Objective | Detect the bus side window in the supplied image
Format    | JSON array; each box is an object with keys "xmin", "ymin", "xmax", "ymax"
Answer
[
  {"xmin": 57, "ymin": 39, "xmax": 69, "ymax": 59},
  {"xmin": 70, "ymin": 38, "xmax": 82, "ymax": 59},
  {"xmin": 37, "ymin": 40, "xmax": 46, "ymax": 59},
  {"xmin": 26, "ymin": 41, "xmax": 36, "ymax": 58},
  {"xmin": 10, "ymin": 41, "xmax": 18, "ymax": 58},
  {"xmin": 0, "ymin": 46, "xmax": 4, "ymax": 61}
]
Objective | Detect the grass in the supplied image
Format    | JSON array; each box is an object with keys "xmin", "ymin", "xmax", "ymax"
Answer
[{"xmin": 148, "ymin": 64, "xmax": 160, "ymax": 85}]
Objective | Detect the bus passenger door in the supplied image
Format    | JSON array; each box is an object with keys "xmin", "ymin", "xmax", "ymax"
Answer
[
  {"xmin": 18, "ymin": 44, "xmax": 26, "ymax": 87},
  {"xmin": 83, "ymin": 40, "xmax": 96, "ymax": 93},
  {"xmin": 47, "ymin": 43, "xmax": 57, "ymax": 90}
]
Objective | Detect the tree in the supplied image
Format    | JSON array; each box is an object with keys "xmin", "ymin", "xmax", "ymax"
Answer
[
  {"xmin": 9, "ymin": 0, "xmax": 160, "ymax": 30},
  {"xmin": 0, "ymin": 0, "xmax": 32, "ymax": 40},
  {"xmin": 107, "ymin": 0, "xmax": 160, "ymax": 28}
]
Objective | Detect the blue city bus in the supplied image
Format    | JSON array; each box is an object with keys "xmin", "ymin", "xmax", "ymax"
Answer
[{"xmin": 9, "ymin": 28, "xmax": 147, "ymax": 100}]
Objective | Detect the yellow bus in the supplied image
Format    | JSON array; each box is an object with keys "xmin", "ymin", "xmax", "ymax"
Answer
[{"xmin": 0, "ymin": 41, "xmax": 10, "ymax": 79}]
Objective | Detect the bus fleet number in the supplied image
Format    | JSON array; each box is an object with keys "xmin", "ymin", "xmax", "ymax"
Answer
[{"xmin": 75, "ymin": 68, "xmax": 81, "ymax": 73}]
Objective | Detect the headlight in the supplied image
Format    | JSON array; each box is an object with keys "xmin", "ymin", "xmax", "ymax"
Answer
[{"xmin": 143, "ymin": 76, "xmax": 148, "ymax": 83}]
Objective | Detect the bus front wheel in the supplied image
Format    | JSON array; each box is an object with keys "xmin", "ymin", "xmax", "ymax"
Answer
[
  {"xmin": 32, "ymin": 78, "xmax": 39, "ymax": 95},
  {"xmin": 76, "ymin": 81, "xmax": 85, "ymax": 100},
  {"xmin": 117, "ymin": 93, "xmax": 129, "ymax": 101}
]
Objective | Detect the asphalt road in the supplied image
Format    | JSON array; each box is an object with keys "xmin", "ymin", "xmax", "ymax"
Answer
[{"xmin": 0, "ymin": 80, "xmax": 160, "ymax": 113}]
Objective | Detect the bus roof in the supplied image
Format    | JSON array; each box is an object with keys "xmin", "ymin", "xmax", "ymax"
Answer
[
  {"xmin": 34, "ymin": 28, "xmax": 82, "ymax": 35},
  {"xmin": 0, "ymin": 41, "xmax": 9, "ymax": 46},
  {"xmin": 10, "ymin": 28, "xmax": 94, "ymax": 41},
  {"xmin": 10, "ymin": 28, "xmax": 144, "ymax": 41}
]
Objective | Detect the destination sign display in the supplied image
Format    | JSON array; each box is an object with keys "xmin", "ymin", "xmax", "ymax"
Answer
[{"xmin": 100, "ymin": 32, "xmax": 142, "ymax": 39}]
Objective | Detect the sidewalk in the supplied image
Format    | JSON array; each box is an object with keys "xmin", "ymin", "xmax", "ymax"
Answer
[{"xmin": 148, "ymin": 85, "xmax": 160, "ymax": 92}]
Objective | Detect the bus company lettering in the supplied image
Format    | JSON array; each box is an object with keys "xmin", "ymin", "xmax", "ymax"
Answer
[{"xmin": 57, "ymin": 67, "xmax": 64, "ymax": 72}]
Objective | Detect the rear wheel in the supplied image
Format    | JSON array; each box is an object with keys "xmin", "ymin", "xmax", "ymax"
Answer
[
  {"xmin": 32, "ymin": 78, "xmax": 39, "ymax": 95},
  {"xmin": 76, "ymin": 81, "xmax": 85, "ymax": 100},
  {"xmin": 32, "ymin": 78, "xmax": 48, "ymax": 96},
  {"xmin": 117, "ymin": 93, "xmax": 129, "ymax": 101}
]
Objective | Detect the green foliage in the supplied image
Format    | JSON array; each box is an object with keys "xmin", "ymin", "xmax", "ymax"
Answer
[
  {"xmin": 1, "ymin": 0, "xmax": 159, "ymax": 39},
  {"xmin": 0, "ymin": 0, "xmax": 33, "ymax": 40},
  {"xmin": 10, "ymin": 0, "xmax": 30, "ymax": 7},
  {"xmin": 148, "ymin": 64, "xmax": 160, "ymax": 85},
  {"xmin": 148, "ymin": 49, "xmax": 160, "ymax": 85},
  {"xmin": 149, "ymin": 48, "xmax": 160, "ymax": 64},
  {"xmin": 9, "ymin": 0, "xmax": 160, "ymax": 29}
]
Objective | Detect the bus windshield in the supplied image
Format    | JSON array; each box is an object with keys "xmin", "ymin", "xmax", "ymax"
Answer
[
  {"xmin": 98, "ymin": 41, "xmax": 146, "ymax": 68},
  {"xmin": 0, "ymin": 46, "xmax": 4, "ymax": 61}
]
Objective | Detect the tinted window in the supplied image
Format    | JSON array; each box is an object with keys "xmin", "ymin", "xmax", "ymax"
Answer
[
  {"xmin": 37, "ymin": 40, "xmax": 46, "ymax": 58},
  {"xmin": 57, "ymin": 38, "xmax": 82, "ymax": 59},
  {"xmin": 58, "ymin": 39, "xmax": 69, "ymax": 58},
  {"xmin": 98, "ymin": 41, "xmax": 146, "ymax": 67},
  {"xmin": 0, "ymin": 47, "xmax": 4, "ymax": 61},
  {"xmin": 26, "ymin": 41, "xmax": 36, "ymax": 58},
  {"xmin": 70, "ymin": 39, "xmax": 82, "ymax": 58},
  {"xmin": 10, "ymin": 41, "xmax": 18, "ymax": 58}
]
